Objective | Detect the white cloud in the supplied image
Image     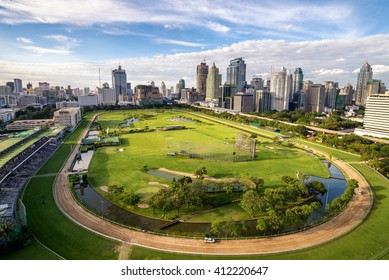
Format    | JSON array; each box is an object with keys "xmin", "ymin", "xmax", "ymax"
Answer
[
  {"xmin": 18, "ymin": 45, "xmax": 71, "ymax": 55},
  {"xmin": 205, "ymin": 21, "xmax": 230, "ymax": 33},
  {"xmin": 2, "ymin": 34, "xmax": 389, "ymax": 89},
  {"xmin": 313, "ymin": 69, "xmax": 347, "ymax": 75},
  {"xmin": 16, "ymin": 37, "xmax": 33, "ymax": 44},
  {"xmin": 0, "ymin": 0, "xmax": 356, "ymax": 37},
  {"xmin": 371, "ymin": 64, "xmax": 389, "ymax": 74},
  {"xmin": 155, "ymin": 39, "xmax": 206, "ymax": 47},
  {"xmin": 164, "ymin": 24, "xmax": 184, "ymax": 30},
  {"xmin": 336, "ymin": 58, "xmax": 346, "ymax": 62},
  {"xmin": 278, "ymin": 24, "xmax": 294, "ymax": 31}
]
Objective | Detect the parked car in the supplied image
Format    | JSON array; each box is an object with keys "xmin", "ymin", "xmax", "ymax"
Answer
[{"xmin": 204, "ymin": 237, "xmax": 216, "ymax": 243}]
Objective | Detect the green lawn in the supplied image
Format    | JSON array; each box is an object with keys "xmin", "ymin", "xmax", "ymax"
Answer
[
  {"xmin": 89, "ymin": 110, "xmax": 329, "ymax": 199},
  {"xmin": 1, "ymin": 240, "xmax": 61, "ymax": 260},
  {"xmin": 291, "ymin": 138, "xmax": 362, "ymax": 162},
  {"xmin": 21, "ymin": 176, "xmax": 119, "ymax": 259}
]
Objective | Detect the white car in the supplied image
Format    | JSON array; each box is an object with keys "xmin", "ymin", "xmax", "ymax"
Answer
[{"xmin": 204, "ymin": 237, "xmax": 216, "ymax": 243}]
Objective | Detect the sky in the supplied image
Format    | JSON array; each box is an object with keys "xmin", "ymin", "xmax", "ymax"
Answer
[{"xmin": 0, "ymin": 0, "xmax": 389, "ymax": 90}]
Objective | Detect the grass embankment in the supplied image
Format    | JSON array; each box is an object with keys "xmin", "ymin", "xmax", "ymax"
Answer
[
  {"xmin": 1, "ymin": 240, "xmax": 60, "ymax": 260},
  {"xmin": 21, "ymin": 176, "xmax": 118, "ymax": 259}
]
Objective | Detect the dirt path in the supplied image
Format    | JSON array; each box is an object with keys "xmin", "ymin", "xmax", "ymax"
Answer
[{"xmin": 53, "ymin": 117, "xmax": 372, "ymax": 256}]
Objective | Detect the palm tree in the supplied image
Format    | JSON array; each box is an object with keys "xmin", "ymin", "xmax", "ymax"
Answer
[{"xmin": 0, "ymin": 222, "xmax": 14, "ymax": 255}]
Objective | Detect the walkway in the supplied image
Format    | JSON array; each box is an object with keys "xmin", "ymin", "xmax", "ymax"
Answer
[{"xmin": 53, "ymin": 115, "xmax": 373, "ymax": 256}]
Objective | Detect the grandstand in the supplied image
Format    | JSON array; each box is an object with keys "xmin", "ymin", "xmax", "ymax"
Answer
[{"xmin": 0, "ymin": 127, "xmax": 64, "ymax": 222}]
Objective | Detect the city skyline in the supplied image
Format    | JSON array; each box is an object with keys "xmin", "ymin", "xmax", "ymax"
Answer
[{"xmin": 1, "ymin": 0, "xmax": 389, "ymax": 88}]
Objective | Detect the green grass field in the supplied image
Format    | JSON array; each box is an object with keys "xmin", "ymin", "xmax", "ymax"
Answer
[
  {"xmin": 89, "ymin": 110, "xmax": 329, "ymax": 200},
  {"xmin": 1, "ymin": 240, "xmax": 60, "ymax": 260},
  {"xmin": 20, "ymin": 174, "xmax": 119, "ymax": 260}
]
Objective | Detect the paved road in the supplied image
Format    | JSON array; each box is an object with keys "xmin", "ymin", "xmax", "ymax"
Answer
[{"xmin": 53, "ymin": 115, "xmax": 373, "ymax": 256}]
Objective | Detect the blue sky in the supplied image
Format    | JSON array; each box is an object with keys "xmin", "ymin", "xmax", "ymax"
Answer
[{"xmin": 1, "ymin": 0, "xmax": 389, "ymax": 89}]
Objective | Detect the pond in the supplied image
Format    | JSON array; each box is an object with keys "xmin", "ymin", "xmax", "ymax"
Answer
[{"xmin": 74, "ymin": 160, "xmax": 347, "ymax": 237}]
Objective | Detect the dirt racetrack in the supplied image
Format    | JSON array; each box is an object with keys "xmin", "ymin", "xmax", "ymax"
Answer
[{"xmin": 54, "ymin": 117, "xmax": 372, "ymax": 256}]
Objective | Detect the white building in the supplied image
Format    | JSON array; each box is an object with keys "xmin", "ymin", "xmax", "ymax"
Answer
[
  {"xmin": 56, "ymin": 101, "xmax": 79, "ymax": 109},
  {"xmin": 97, "ymin": 88, "xmax": 116, "ymax": 106},
  {"xmin": 0, "ymin": 108, "xmax": 16, "ymax": 123},
  {"xmin": 79, "ymin": 95, "xmax": 98, "ymax": 107},
  {"xmin": 355, "ymin": 93, "xmax": 389, "ymax": 138},
  {"xmin": 270, "ymin": 67, "xmax": 292, "ymax": 111},
  {"xmin": 53, "ymin": 107, "xmax": 82, "ymax": 129}
]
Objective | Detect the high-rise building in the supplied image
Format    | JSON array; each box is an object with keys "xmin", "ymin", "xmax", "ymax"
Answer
[
  {"xmin": 339, "ymin": 83, "xmax": 354, "ymax": 106},
  {"xmin": 97, "ymin": 87, "xmax": 116, "ymax": 106},
  {"xmin": 226, "ymin": 58, "xmax": 246, "ymax": 93},
  {"xmin": 14, "ymin": 79, "xmax": 22, "ymax": 93},
  {"xmin": 6, "ymin": 82, "xmax": 14, "ymax": 93},
  {"xmin": 367, "ymin": 79, "xmax": 386, "ymax": 95},
  {"xmin": 196, "ymin": 61, "xmax": 208, "ymax": 96},
  {"xmin": 293, "ymin": 68, "xmax": 304, "ymax": 108},
  {"xmin": 355, "ymin": 62, "xmax": 373, "ymax": 106},
  {"xmin": 270, "ymin": 67, "xmax": 292, "ymax": 111},
  {"xmin": 178, "ymin": 79, "xmax": 185, "ymax": 99},
  {"xmin": 251, "ymin": 75, "xmax": 264, "ymax": 90},
  {"xmin": 206, "ymin": 63, "xmax": 222, "ymax": 101},
  {"xmin": 112, "ymin": 64, "xmax": 127, "ymax": 103},
  {"xmin": 160, "ymin": 81, "xmax": 167, "ymax": 97},
  {"xmin": 324, "ymin": 81, "xmax": 338, "ymax": 109},
  {"xmin": 305, "ymin": 84, "xmax": 325, "ymax": 113},
  {"xmin": 355, "ymin": 93, "xmax": 389, "ymax": 138},
  {"xmin": 39, "ymin": 82, "xmax": 50, "ymax": 91},
  {"xmin": 233, "ymin": 93, "xmax": 254, "ymax": 112},
  {"xmin": 255, "ymin": 89, "xmax": 272, "ymax": 113}
]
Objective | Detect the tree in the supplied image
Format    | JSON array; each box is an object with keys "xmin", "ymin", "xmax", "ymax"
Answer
[
  {"xmin": 224, "ymin": 185, "xmax": 233, "ymax": 198},
  {"xmin": 263, "ymin": 188, "xmax": 285, "ymax": 210},
  {"xmin": 210, "ymin": 218, "xmax": 245, "ymax": 238},
  {"xmin": 240, "ymin": 190, "xmax": 262, "ymax": 217},
  {"xmin": 250, "ymin": 177, "xmax": 264, "ymax": 193},
  {"xmin": 266, "ymin": 209, "xmax": 284, "ymax": 234},
  {"xmin": 309, "ymin": 181, "xmax": 327, "ymax": 195},
  {"xmin": 108, "ymin": 185, "xmax": 124, "ymax": 197},
  {"xmin": 0, "ymin": 222, "xmax": 14, "ymax": 255},
  {"xmin": 194, "ymin": 166, "xmax": 207, "ymax": 179},
  {"xmin": 121, "ymin": 193, "xmax": 141, "ymax": 206}
]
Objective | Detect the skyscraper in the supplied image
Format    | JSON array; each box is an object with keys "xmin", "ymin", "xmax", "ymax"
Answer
[
  {"xmin": 251, "ymin": 75, "xmax": 264, "ymax": 90},
  {"xmin": 355, "ymin": 62, "xmax": 373, "ymax": 106},
  {"xmin": 324, "ymin": 81, "xmax": 338, "ymax": 109},
  {"xmin": 112, "ymin": 65, "xmax": 127, "ymax": 103},
  {"xmin": 206, "ymin": 63, "xmax": 222, "ymax": 101},
  {"xmin": 305, "ymin": 84, "xmax": 325, "ymax": 113},
  {"xmin": 293, "ymin": 68, "xmax": 303, "ymax": 108},
  {"xmin": 339, "ymin": 83, "xmax": 354, "ymax": 106},
  {"xmin": 178, "ymin": 79, "xmax": 185, "ymax": 99},
  {"xmin": 196, "ymin": 61, "xmax": 208, "ymax": 96},
  {"xmin": 270, "ymin": 67, "xmax": 292, "ymax": 111},
  {"xmin": 160, "ymin": 81, "xmax": 167, "ymax": 97},
  {"xmin": 226, "ymin": 58, "xmax": 246, "ymax": 93},
  {"xmin": 355, "ymin": 93, "xmax": 389, "ymax": 138},
  {"xmin": 14, "ymin": 79, "xmax": 22, "ymax": 93}
]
